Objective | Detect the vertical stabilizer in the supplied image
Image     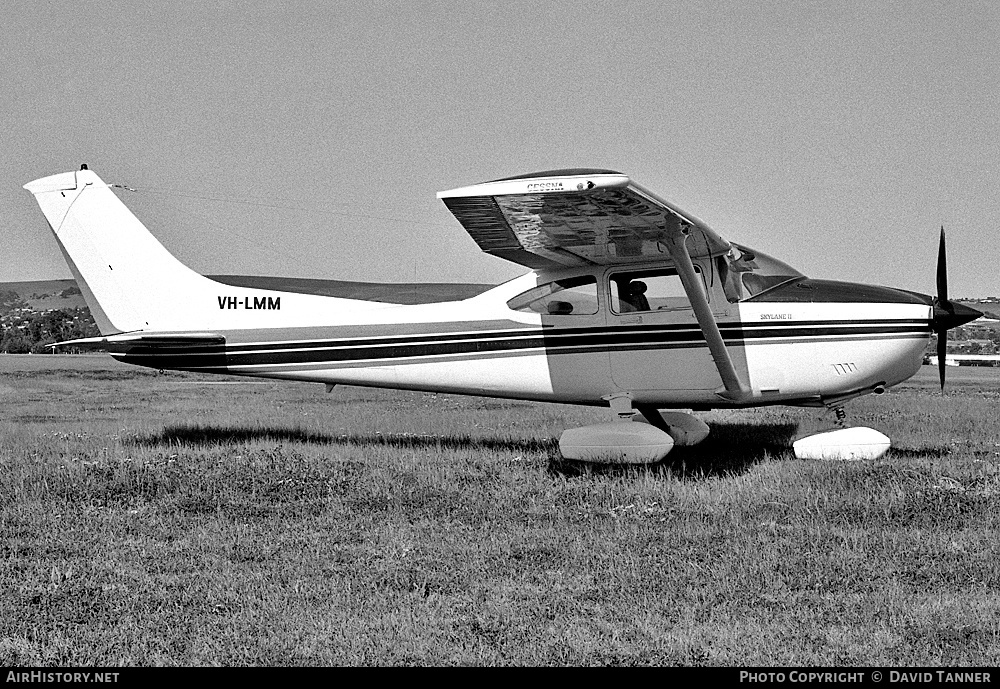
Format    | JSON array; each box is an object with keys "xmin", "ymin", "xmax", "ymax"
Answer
[
  {"xmin": 23, "ymin": 167, "xmax": 222, "ymax": 334},
  {"xmin": 25, "ymin": 167, "xmax": 417, "ymax": 336}
]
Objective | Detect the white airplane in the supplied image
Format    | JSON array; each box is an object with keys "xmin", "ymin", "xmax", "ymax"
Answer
[{"xmin": 23, "ymin": 166, "xmax": 981, "ymax": 462}]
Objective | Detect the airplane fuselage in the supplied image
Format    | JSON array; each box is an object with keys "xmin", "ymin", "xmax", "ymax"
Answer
[{"xmin": 110, "ymin": 259, "xmax": 934, "ymax": 410}]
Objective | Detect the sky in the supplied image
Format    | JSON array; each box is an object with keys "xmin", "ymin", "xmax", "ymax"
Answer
[{"xmin": 3, "ymin": 1, "xmax": 998, "ymax": 297}]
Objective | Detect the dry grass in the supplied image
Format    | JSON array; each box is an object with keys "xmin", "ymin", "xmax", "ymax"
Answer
[{"xmin": 1, "ymin": 355, "xmax": 999, "ymax": 666}]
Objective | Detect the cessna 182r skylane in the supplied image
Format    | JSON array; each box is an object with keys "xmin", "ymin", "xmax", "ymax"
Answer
[{"xmin": 23, "ymin": 166, "xmax": 980, "ymax": 462}]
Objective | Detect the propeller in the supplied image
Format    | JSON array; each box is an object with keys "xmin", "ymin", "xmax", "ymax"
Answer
[{"xmin": 931, "ymin": 227, "xmax": 982, "ymax": 389}]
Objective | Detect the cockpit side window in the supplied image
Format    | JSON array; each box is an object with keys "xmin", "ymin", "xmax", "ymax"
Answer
[
  {"xmin": 609, "ymin": 268, "xmax": 698, "ymax": 313},
  {"xmin": 506, "ymin": 276, "xmax": 599, "ymax": 316}
]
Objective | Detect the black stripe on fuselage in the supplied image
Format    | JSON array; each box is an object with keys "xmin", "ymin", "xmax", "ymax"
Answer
[{"xmin": 114, "ymin": 319, "xmax": 932, "ymax": 370}]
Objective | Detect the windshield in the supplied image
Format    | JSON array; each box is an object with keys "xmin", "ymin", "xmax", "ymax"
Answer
[{"xmin": 716, "ymin": 243, "xmax": 805, "ymax": 302}]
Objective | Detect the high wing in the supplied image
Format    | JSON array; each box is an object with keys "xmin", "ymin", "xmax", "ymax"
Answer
[
  {"xmin": 438, "ymin": 168, "xmax": 730, "ymax": 271},
  {"xmin": 440, "ymin": 168, "xmax": 750, "ymax": 400}
]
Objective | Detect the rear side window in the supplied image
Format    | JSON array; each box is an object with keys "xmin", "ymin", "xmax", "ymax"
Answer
[{"xmin": 507, "ymin": 276, "xmax": 599, "ymax": 316}]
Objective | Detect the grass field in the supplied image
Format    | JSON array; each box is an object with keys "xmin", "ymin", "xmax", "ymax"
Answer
[{"xmin": 1, "ymin": 354, "xmax": 999, "ymax": 666}]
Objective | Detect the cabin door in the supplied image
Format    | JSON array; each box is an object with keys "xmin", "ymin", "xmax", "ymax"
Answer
[{"xmin": 606, "ymin": 267, "xmax": 722, "ymax": 392}]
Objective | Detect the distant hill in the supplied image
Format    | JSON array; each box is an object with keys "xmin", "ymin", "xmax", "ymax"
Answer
[
  {"xmin": 958, "ymin": 301, "xmax": 1000, "ymax": 322},
  {"xmin": 207, "ymin": 275, "xmax": 493, "ymax": 304},
  {"xmin": 0, "ymin": 279, "xmax": 88, "ymax": 310},
  {"xmin": 0, "ymin": 276, "xmax": 494, "ymax": 309}
]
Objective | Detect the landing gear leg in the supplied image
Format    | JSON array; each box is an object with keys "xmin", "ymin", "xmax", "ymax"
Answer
[
  {"xmin": 606, "ymin": 393, "xmax": 636, "ymax": 421},
  {"xmin": 635, "ymin": 405, "xmax": 711, "ymax": 446},
  {"xmin": 635, "ymin": 404, "xmax": 669, "ymax": 432}
]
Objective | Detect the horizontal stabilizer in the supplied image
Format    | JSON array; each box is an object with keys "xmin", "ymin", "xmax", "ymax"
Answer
[{"xmin": 51, "ymin": 332, "xmax": 226, "ymax": 353}]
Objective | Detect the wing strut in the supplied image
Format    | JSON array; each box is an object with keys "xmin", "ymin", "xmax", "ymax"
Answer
[{"xmin": 664, "ymin": 220, "xmax": 750, "ymax": 400}]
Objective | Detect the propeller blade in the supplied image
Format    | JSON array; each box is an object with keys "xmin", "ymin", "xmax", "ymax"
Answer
[
  {"xmin": 937, "ymin": 226, "xmax": 948, "ymax": 304},
  {"xmin": 937, "ymin": 329, "xmax": 947, "ymax": 390},
  {"xmin": 937, "ymin": 226, "xmax": 950, "ymax": 391}
]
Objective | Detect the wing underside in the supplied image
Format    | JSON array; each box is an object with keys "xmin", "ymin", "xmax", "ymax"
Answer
[{"xmin": 438, "ymin": 169, "xmax": 730, "ymax": 270}]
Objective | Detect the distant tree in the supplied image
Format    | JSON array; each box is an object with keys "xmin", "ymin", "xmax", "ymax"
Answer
[
  {"xmin": 1, "ymin": 329, "xmax": 31, "ymax": 354},
  {"xmin": 0, "ymin": 308, "xmax": 99, "ymax": 353}
]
